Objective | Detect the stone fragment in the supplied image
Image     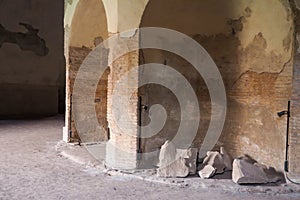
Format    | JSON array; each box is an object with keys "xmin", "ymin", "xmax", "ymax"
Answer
[
  {"xmin": 158, "ymin": 140, "xmax": 176, "ymax": 168},
  {"xmin": 157, "ymin": 157, "xmax": 189, "ymax": 178},
  {"xmin": 198, "ymin": 165, "xmax": 217, "ymax": 179},
  {"xmin": 202, "ymin": 151, "xmax": 226, "ymax": 174},
  {"xmin": 177, "ymin": 148, "xmax": 198, "ymax": 175},
  {"xmin": 157, "ymin": 141, "xmax": 189, "ymax": 178},
  {"xmin": 232, "ymin": 156, "xmax": 282, "ymax": 184},
  {"xmin": 220, "ymin": 147, "xmax": 233, "ymax": 171}
]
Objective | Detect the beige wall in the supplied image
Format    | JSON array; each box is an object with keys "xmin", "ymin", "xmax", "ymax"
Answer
[{"xmin": 70, "ymin": 0, "xmax": 108, "ymax": 48}]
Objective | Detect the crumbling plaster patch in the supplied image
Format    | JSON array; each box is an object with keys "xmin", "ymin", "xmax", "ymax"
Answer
[
  {"xmin": 0, "ymin": 23, "xmax": 49, "ymax": 56},
  {"xmin": 230, "ymin": 0, "xmax": 293, "ymax": 74},
  {"xmin": 237, "ymin": 0, "xmax": 293, "ymax": 52}
]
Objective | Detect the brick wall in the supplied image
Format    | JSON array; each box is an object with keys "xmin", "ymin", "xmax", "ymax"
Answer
[
  {"xmin": 139, "ymin": 0, "xmax": 294, "ymax": 170},
  {"xmin": 106, "ymin": 48, "xmax": 140, "ymax": 169},
  {"xmin": 69, "ymin": 46, "xmax": 109, "ymax": 143},
  {"xmin": 290, "ymin": 0, "xmax": 300, "ymax": 177}
]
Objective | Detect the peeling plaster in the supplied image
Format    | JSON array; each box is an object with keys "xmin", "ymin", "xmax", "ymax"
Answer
[{"xmin": 0, "ymin": 23, "xmax": 49, "ymax": 56}]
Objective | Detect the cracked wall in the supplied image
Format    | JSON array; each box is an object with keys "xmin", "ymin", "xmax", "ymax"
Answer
[
  {"xmin": 139, "ymin": 0, "xmax": 294, "ymax": 169},
  {"xmin": 0, "ymin": 0, "xmax": 65, "ymax": 117}
]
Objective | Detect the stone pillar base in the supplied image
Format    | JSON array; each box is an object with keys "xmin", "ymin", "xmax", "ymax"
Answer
[{"xmin": 105, "ymin": 140, "xmax": 138, "ymax": 170}]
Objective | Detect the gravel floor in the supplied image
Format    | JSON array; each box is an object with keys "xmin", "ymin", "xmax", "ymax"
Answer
[{"xmin": 0, "ymin": 116, "xmax": 299, "ymax": 200}]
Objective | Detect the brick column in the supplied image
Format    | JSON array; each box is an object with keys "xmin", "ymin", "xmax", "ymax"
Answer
[
  {"xmin": 290, "ymin": 53, "xmax": 300, "ymax": 176},
  {"xmin": 105, "ymin": 34, "xmax": 140, "ymax": 169}
]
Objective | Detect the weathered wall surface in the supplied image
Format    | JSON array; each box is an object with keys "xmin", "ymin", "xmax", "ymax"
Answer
[
  {"xmin": 290, "ymin": 0, "xmax": 300, "ymax": 178},
  {"xmin": 65, "ymin": 0, "xmax": 300, "ymax": 172},
  {"xmin": 68, "ymin": 0, "xmax": 109, "ymax": 142},
  {"xmin": 0, "ymin": 0, "xmax": 65, "ymax": 117},
  {"xmin": 69, "ymin": 47, "xmax": 110, "ymax": 142},
  {"xmin": 106, "ymin": 48, "xmax": 140, "ymax": 169},
  {"xmin": 69, "ymin": 0, "xmax": 108, "ymax": 48},
  {"xmin": 139, "ymin": 0, "xmax": 294, "ymax": 169}
]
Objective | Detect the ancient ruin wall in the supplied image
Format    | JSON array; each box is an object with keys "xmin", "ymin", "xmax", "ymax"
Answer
[{"xmin": 139, "ymin": 0, "xmax": 294, "ymax": 170}]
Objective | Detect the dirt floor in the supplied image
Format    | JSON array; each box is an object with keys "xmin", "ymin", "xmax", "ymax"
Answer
[{"xmin": 0, "ymin": 116, "xmax": 300, "ymax": 200}]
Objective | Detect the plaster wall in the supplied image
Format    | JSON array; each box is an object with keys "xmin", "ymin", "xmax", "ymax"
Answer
[{"xmin": 0, "ymin": 0, "xmax": 65, "ymax": 117}]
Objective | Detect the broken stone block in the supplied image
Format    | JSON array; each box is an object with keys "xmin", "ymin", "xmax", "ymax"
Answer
[
  {"xmin": 220, "ymin": 147, "xmax": 232, "ymax": 171},
  {"xmin": 198, "ymin": 165, "xmax": 217, "ymax": 179},
  {"xmin": 202, "ymin": 151, "xmax": 226, "ymax": 174},
  {"xmin": 177, "ymin": 148, "xmax": 198, "ymax": 175},
  {"xmin": 157, "ymin": 157, "xmax": 189, "ymax": 178},
  {"xmin": 157, "ymin": 141, "xmax": 192, "ymax": 178},
  {"xmin": 158, "ymin": 140, "xmax": 176, "ymax": 169},
  {"xmin": 232, "ymin": 156, "xmax": 282, "ymax": 184}
]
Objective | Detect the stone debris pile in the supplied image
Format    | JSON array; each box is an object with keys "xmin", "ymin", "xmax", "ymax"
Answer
[
  {"xmin": 157, "ymin": 141, "xmax": 283, "ymax": 185},
  {"xmin": 198, "ymin": 147, "xmax": 232, "ymax": 179}
]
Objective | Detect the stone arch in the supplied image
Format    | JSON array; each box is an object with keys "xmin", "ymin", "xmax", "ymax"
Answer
[
  {"xmin": 69, "ymin": 0, "xmax": 108, "ymax": 48},
  {"xmin": 64, "ymin": 0, "xmax": 110, "ymax": 143},
  {"xmin": 138, "ymin": 0, "xmax": 294, "ymax": 170}
]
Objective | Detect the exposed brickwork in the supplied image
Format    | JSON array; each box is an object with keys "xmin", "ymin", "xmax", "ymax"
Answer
[
  {"xmin": 69, "ymin": 46, "xmax": 109, "ymax": 142},
  {"xmin": 138, "ymin": 31, "xmax": 294, "ymax": 170},
  {"xmin": 106, "ymin": 48, "xmax": 140, "ymax": 169},
  {"xmin": 289, "ymin": 0, "xmax": 300, "ymax": 177}
]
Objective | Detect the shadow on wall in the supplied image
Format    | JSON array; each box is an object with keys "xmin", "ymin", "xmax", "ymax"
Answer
[
  {"xmin": 0, "ymin": 23, "xmax": 49, "ymax": 56},
  {"xmin": 138, "ymin": 0, "xmax": 241, "ymax": 168}
]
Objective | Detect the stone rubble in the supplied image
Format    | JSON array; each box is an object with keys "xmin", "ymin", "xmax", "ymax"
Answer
[
  {"xmin": 198, "ymin": 165, "xmax": 217, "ymax": 179},
  {"xmin": 177, "ymin": 148, "xmax": 198, "ymax": 175},
  {"xmin": 202, "ymin": 151, "xmax": 227, "ymax": 174},
  {"xmin": 157, "ymin": 142, "xmax": 283, "ymax": 185},
  {"xmin": 157, "ymin": 140, "xmax": 176, "ymax": 169},
  {"xmin": 157, "ymin": 157, "xmax": 190, "ymax": 178},
  {"xmin": 157, "ymin": 141, "xmax": 198, "ymax": 178},
  {"xmin": 198, "ymin": 147, "xmax": 233, "ymax": 179},
  {"xmin": 220, "ymin": 147, "xmax": 233, "ymax": 171},
  {"xmin": 232, "ymin": 155, "xmax": 282, "ymax": 185}
]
